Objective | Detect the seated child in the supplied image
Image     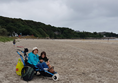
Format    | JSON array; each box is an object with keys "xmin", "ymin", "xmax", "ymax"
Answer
[{"xmin": 39, "ymin": 51, "xmax": 54, "ymax": 73}]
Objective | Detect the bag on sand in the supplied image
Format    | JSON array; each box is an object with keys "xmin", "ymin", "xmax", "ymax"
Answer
[
  {"xmin": 21, "ymin": 66, "xmax": 34, "ymax": 81},
  {"xmin": 16, "ymin": 58, "xmax": 24, "ymax": 76}
]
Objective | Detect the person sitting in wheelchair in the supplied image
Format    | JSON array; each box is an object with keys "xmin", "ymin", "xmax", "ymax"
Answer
[{"xmin": 27, "ymin": 47, "xmax": 49, "ymax": 72}]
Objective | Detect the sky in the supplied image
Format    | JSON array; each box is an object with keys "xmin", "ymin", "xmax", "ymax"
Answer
[{"xmin": 0, "ymin": 0, "xmax": 118, "ymax": 33}]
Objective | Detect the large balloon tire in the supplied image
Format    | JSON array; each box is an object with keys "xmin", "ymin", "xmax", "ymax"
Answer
[{"xmin": 52, "ymin": 73, "xmax": 59, "ymax": 81}]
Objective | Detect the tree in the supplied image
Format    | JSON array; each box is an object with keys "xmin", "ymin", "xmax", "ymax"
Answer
[
  {"xmin": 0, "ymin": 26, "xmax": 8, "ymax": 36},
  {"xmin": 0, "ymin": 16, "xmax": 117, "ymax": 39}
]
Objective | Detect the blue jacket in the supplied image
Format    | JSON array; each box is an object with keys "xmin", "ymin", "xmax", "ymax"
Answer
[{"xmin": 27, "ymin": 52, "xmax": 40, "ymax": 66}]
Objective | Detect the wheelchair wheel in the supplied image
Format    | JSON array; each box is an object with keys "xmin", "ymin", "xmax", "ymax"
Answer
[{"xmin": 52, "ymin": 73, "xmax": 59, "ymax": 81}]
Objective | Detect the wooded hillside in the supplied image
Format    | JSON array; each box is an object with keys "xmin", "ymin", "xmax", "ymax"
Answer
[{"xmin": 0, "ymin": 16, "xmax": 117, "ymax": 39}]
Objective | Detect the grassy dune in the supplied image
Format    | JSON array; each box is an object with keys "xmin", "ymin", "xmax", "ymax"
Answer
[{"xmin": 0, "ymin": 36, "xmax": 14, "ymax": 42}]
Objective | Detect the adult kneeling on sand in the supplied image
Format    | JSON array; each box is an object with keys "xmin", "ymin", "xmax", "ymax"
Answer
[{"xmin": 27, "ymin": 47, "xmax": 49, "ymax": 71}]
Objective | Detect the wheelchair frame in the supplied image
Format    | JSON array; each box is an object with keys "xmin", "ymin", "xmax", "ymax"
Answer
[{"xmin": 16, "ymin": 48, "xmax": 59, "ymax": 81}]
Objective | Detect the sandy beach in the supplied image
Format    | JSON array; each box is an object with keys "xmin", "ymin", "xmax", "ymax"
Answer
[{"xmin": 0, "ymin": 39, "xmax": 118, "ymax": 83}]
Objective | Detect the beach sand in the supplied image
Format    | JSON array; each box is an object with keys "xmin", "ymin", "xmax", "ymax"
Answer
[{"xmin": 0, "ymin": 39, "xmax": 118, "ymax": 83}]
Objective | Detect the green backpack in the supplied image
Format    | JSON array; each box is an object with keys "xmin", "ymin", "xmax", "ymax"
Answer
[{"xmin": 21, "ymin": 66, "xmax": 34, "ymax": 81}]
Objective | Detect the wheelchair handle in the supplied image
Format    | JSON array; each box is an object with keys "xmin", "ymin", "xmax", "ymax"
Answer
[
  {"xmin": 17, "ymin": 49, "xmax": 22, "ymax": 52},
  {"xmin": 17, "ymin": 49, "xmax": 24, "ymax": 54}
]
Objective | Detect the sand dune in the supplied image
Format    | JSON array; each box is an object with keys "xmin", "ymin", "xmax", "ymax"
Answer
[{"xmin": 0, "ymin": 39, "xmax": 118, "ymax": 83}]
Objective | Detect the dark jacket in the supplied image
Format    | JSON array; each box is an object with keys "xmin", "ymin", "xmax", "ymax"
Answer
[
  {"xmin": 39, "ymin": 56, "xmax": 48, "ymax": 62},
  {"xmin": 13, "ymin": 39, "xmax": 16, "ymax": 44}
]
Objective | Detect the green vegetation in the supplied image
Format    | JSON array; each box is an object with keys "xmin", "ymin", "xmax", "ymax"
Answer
[
  {"xmin": 0, "ymin": 36, "xmax": 14, "ymax": 42},
  {"xmin": 103, "ymin": 32, "xmax": 118, "ymax": 37},
  {"xmin": 0, "ymin": 26, "xmax": 8, "ymax": 36},
  {"xmin": 0, "ymin": 16, "xmax": 118, "ymax": 39}
]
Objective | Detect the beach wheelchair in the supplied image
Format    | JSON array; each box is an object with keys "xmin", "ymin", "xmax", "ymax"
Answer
[{"xmin": 16, "ymin": 48, "xmax": 59, "ymax": 81}]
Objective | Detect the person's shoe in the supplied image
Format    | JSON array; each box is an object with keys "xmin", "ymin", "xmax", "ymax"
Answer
[
  {"xmin": 48, "ymin": 67, "xmax": 54, "ymax": 73},
  {"xmin": 51, "ymin": 66, "xmax": 54, "ymax": 69}
]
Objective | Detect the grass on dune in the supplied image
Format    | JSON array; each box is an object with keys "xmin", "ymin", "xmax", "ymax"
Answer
[{"xmin": 0, "ymin": 36, "xmax": 15, "ymax": 42}]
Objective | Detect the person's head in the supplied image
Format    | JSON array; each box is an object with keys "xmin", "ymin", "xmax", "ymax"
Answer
[
  {"xmin": 40, "ymin": 51, "xmax": 46, "ymax": 58},
  {"xmin": 32, "ymin": 47, "xmax": 38, "ymax": 55}
]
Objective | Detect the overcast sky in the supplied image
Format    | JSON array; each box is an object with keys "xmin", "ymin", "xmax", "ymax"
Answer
[{"xmin": 0, "ymin": 0, "xmax": 118, "ymax": 33}]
